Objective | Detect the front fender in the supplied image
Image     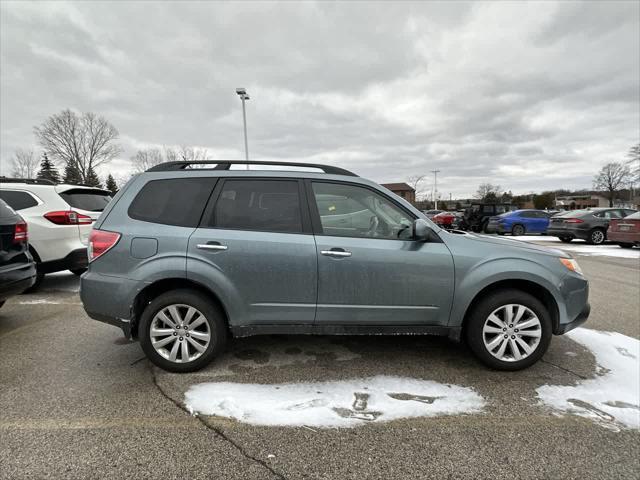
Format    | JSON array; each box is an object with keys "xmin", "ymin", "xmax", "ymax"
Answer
[{"xmin": 449, "ymin": 257, "xmax": 567, "ymax": 328}]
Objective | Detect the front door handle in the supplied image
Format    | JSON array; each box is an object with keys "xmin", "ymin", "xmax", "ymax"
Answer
[
  {"xmin": 197, "ymin": 242, "xmax": 228, "ymax": 251},
  {"xmin": 321, "ymin": 248, "xmax": 352, "ymax": 258}
]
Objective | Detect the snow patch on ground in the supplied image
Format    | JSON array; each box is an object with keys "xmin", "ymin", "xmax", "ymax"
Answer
[
  {"xmin": 511, "ymin": 236, "xmax": 640, "ymax": 259},
  {"xmin": 184, "ymin": 376, "xmax": 485, "ymax": 427},
  {"xmin": 18, "ymin": 299, "xmax": 62, "ymax": 305},
  {"xmin": 537, "ymin": 328, "xmax": 640, "ymax": 430}
]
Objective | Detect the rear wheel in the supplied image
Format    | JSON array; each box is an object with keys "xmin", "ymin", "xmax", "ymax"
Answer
[
  {"xmin": 587, "ymin": 228, "xmax": 606, "ymax": 245},
  {"xmin": 139, "ymin": 289, "xmax": 227, "ymax": 373},
  {"xmin": 511, "ymin": 224, "xmax": 525, "ymax": 236},
  {"xmin": 466, "ymin": 289, "xmax": 552, "ymax": 371},
  {"xmin": 618, "ymin": 243, "xmax": 634, "ymax": 249},
  {"xmin": 559, "ymin": 236, "xmax": 572, "ymax": 243}
]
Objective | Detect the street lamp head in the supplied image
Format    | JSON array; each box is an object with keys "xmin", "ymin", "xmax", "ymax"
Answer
[{"xmin": 236, "ymin": 88, "xmax": 247, "ymax": 96}]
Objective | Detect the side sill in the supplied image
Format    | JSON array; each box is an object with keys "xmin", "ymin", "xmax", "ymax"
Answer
[{"xmin": 230, "ymin": 324, "xmax": 451, "ymax": 338}]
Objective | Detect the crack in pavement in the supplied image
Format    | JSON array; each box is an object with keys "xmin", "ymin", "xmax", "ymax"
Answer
[
  {"xmin": 540, "ymin": 358, "xmax": 589, "ymax": 380},
  {"xmin": 149, "ymin": 365, "xmax": 286, "ymax": 480}
]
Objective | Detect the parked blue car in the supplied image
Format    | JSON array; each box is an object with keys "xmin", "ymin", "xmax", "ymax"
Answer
[{"xmin": 486, "ymin": 209, "xmax": 551, "ymax": 236}]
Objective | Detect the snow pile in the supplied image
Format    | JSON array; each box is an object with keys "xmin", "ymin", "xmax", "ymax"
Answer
[
  {"xmin": 184, "ymin": 375, "xmax": 485, "ymax": 427},
  {"xmin": 555, "ymin": 244, "xmax": 639, "ymax": 259},
  {"xmin": 537, "ymin": 328, "xmax": 640, "ymax": 430}
]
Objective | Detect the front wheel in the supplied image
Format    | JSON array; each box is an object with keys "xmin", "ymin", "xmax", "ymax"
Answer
[
  {"xmin": 139, "ymin": 289, "xmax": 228, "ymax": 373},
  {"xmin": 465, "ymin": 289, "xmax": 552, "ymax": 371},
  {"xmin": 587, "ymin": 229, "xmax": 606, "ymax": 245}
]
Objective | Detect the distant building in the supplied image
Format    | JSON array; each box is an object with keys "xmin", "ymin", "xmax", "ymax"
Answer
[
  {"xmin": 381, "ymin": 182, "xmax": 415, "ymax": 203},
  {"xmin": 554, "ymin": 194, "xmax": 637, "ymax": 210}
]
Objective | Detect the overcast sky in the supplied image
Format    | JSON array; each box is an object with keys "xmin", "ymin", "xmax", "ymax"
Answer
[{"xmin": 1, "ymin": 0, "xmax": 638, "ymax": 198}]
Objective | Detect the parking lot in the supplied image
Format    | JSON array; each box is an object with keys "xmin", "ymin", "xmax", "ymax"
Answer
[{"xmin": 1, "ymin": 238, "xmax": 638, "ymax": 480}]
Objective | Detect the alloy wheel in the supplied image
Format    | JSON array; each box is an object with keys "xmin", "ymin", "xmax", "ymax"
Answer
[
  {"xmin": 150, "ymin": 304, "xmax": 211, "ymax": 363},
  {"xmin": 591, "ymin": 230, "xmax": 605, "ymax": 245},
  {"xmin": 482, "ymin": 304, "xmax": 542, "ymax": 362}
]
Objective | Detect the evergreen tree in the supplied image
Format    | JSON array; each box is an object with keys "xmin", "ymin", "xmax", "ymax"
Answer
[
  {"xmin": 63, "ymin": 160, "xmax": 83, "ymax": 184},
  {"xmin": 36, "ymin": 152, "xmax": 60, "ymax": 183},
  {"xmin": 105, "ymin": 174, "xmax": 118, "ymax": 195},
  {"xmin": 85, "ymin": 166, "xmax": 103, "ymax": 188}
]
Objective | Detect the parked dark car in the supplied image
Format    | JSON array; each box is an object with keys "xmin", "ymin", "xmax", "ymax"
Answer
[
  {"xmin": 607, "ymin": 211, "xmax": 640, "ymax": 248},
  {"xmin": 547, "ymin": 208, "xmax": 638, "ymax": 244},
  {"xmin": 486, "ymin": 209, "xmax": 551, "ymax": 236},
  {"xmin": 460, "ymin": 203, "xmax": 515, "ymax": 233},
  {"xmin": 0, "ymin": 199, "xmax": 36, "ymax": 308}
]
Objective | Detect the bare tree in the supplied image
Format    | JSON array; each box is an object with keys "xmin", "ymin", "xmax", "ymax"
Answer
[
  {"xmin": 407, "ymin": 175, "xmax": 427, "ymax": 199},
  {"xmin": 131, "ymin": 145, "xmax": 211, "ymax": 173},
  {"xmin": 593, "ymin": 162, "xmax": 632, "ymax": 207},
  {"xmin": 475, "ymin": 183, "xmax": 502, "ymax": 201},
  {"xmin": 33, "ymin": 109, "xmax": 122, "ymax": 183},
  {"xmin": 11, "ymin": 148, "xmax": 39, "ymax": 178}
]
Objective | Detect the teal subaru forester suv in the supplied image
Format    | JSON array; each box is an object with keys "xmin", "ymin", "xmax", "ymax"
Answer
[{"xmin": 80, "ymin": 161, "xmax": 589, "ymax": 372}]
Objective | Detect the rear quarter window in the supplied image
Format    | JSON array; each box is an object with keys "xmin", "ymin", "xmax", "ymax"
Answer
[
  {"xmin": 0, "ymin": 190, "xmax": 38, "ymax": 210},
  {"xmin": 128, "ymin": 178, "xmax": 216, "ymax": 227},
  {"xmin": 59, "ymin": 188, "xmax": 112, "ymax": 212}
]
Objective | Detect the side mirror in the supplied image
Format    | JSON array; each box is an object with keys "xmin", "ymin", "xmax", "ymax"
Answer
[{"xmin": 412, "ymin": 218, "xmax": 432, "ymax": 241}]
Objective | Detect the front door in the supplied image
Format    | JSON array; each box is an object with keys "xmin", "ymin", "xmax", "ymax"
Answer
[
  {"xmin": 309, "ymin": 181, "xmax": 454, "ymax": 326},
  {"xmin": 187, "ymin": 178, "xmax": 317, "ymax": 325}
]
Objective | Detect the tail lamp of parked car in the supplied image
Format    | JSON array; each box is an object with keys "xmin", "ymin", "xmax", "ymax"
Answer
[
  {"xmin": 44, "ymin": 210, "xmax": 93, "ymax": 225},
  {"xmin": 13, "ymin": 220, "xmax": 28, "ymax": 244},
  {"xmin": 88, "ymin": 229, "xmax": 121, "ymax": 262},
  {"xmin": 564, "ymin": 219, "xmax": 584, "ymax": 224}
]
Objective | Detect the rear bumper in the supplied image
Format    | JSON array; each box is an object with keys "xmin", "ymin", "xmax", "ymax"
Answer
[
  {"xmin": 39, "ymin": 248, "xmax": 88, "ymax": 274},
  {"xmin": 0, "ymin": 263, "xmax": 37, "ymax": 301},
  {"xmin": 556, "ymin": 303, "xmax": 590, "ymax": 335},
  {"xmin": 607, "ymin": 231, "xmax": 640, "ymax": 244},
  {"xmin": 547, "ymin": 227, "xmax": 589, "ymax": 240}
]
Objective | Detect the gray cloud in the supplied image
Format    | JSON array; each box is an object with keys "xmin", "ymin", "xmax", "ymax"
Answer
[{"xmin": 1, "ymin": 0, "xmax": 638, "ymax": 198}]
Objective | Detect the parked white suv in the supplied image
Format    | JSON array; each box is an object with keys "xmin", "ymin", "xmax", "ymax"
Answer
[{"xmin": 0, "ymin": 178, "xmax": 112, "ymax": 290}]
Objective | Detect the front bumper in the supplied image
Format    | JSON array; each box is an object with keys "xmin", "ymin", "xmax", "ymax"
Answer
[
  {"xmin": 39, "ymin": 248, "xmax": 88, "ymax": 274},
  {"xmin": 556, "ymin": 303, "xmax": 590, "ymax": 334}
]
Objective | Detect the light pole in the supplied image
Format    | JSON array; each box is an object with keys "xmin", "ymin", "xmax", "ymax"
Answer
[
  {"xmin": 235, "ymin": 88, "xmax": 250, "ymax": 165},
  {"xmin": 431, "ymin": 169, "xmax": 440, "ymax": 209}
]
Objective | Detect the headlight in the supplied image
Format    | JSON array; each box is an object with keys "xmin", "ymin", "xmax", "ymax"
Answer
[{"xmin": 559, "ymin": 257, "xmax": 583, "ymax": 275}]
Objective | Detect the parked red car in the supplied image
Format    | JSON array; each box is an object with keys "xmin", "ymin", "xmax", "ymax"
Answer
[
  {"xmin": 433, "ymin": 211, "xmax": 456, "ymax": 229},
  {"xmin": 607, "ymin": 211, "xmax": 640, "ymax": 248}
]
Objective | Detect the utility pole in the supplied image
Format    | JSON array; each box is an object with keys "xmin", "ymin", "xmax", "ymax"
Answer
[
  {"xmin": 431, "ymin": 169, "xmax": 441, "ymax": 209},
  {"xmin": 235, "ymin": 88, "xmax": 250, "ymax": 166}
]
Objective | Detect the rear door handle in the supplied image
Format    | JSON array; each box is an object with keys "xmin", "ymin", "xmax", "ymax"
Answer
[
  {"xmin": 197, "ymin": 242, "xmax": 228, "ymax": 251},
  {"xmin": 321, "ymin": 248, "xmax": 352, "ymax": 258}
]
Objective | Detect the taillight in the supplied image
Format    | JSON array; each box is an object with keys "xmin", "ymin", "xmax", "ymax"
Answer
[
  {"xmin": 44, "ymin": 210, "xmax": 93, "ymax": 225},
  {"xmin": 88, "ymin": 229, "xmax": 120, "ymax": 261},
  {"xmin": 13, "ymin": 220, "xmax": 28, "ymax": 243},
  {"xmin": 564, "ymin": 218, "xmax": 584, "ymax": 224}
]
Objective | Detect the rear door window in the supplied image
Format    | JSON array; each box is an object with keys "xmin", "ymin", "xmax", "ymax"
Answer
[
  {"xmin": 58, "ymin": 188, "xmax": 112, "ymax": 212},
  {"xmin": 205, "ymin": 179, "xmax": 303, "ymax": 234},
  {"xmin": 128, "ymin": 178, "xmax": 216, "ymax": 227},
  {"xmin": 0, "ymin": 190, "xmax": 38, "ymax": 210}
]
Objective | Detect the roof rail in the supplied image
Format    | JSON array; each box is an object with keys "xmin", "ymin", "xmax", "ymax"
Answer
[
  {"xmin": 146, "ymin": 160, "xmax": 358, "ymax": 177},
  {"xmin": 0, "ymin": 177, "xmax": 56, "ymax": 185}
]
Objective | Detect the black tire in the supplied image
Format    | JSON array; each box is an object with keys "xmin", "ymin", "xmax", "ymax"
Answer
[
  {"xmin": 618, "ymin": 243, "xmax": 634, "ymax": 249},
  {"xmin": 482, "ymin": 221, "xmax": 490, "ymax": 233},
  {"xmin": 559, "ymin": 236, "xmax": 572, "ymax": 243},
  {"xmin": 587, "ymin": 228, "xmax": 606, "ymax": 245},
  {"xmin": 0, "ymin": 300, "xmax": 5, "ymax": 309},
  {"xmin": 139, "ymin": 289, "xmax": 228, "ymax": 373},
  {"xmin": 70, "ymin": 268, "xmax": 87, "ymax": 276},
  {"xmin": 512, "ymin": 224, "xmax": 525, "ymax": 236},
  {"xmin": 497, "ymin": 232, "xmax": 505, "ymax": 236},
  {"xmin": 465, "ymin": 289, "xmax": 552, "ymax": 371}
]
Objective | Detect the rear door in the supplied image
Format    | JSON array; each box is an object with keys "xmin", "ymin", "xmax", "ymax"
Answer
[
  {"xmin": 187, "ymin": 178, "xmax": 317, "ymax": 326},
  {"xmin": 309, "ymin": 180, "xmax": 454, "ymax": 326}
]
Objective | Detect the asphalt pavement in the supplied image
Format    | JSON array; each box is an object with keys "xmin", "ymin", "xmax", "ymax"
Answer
[{"xmin": 0, "ymin": 243, "xmax": 638, "ymax": 479}]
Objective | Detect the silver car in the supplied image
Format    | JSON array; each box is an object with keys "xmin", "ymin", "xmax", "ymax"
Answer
[{"xmin": 80, "ymin": 161, "xmax": 590, "ymax": 372}]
